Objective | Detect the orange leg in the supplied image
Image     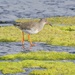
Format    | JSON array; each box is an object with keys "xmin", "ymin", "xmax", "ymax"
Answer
[
  {"xmin": 28, "ymin": 34, "xmax": 36, "ymax": 48},
  {"xmin": 22, "ymin": 31, "xmax": 25, "ymax": 48}
]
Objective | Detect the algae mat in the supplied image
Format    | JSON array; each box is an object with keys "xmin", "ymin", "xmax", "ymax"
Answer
[{"xmin": 0, "ymin": 42, "xmax": 75, "ymax": 75}]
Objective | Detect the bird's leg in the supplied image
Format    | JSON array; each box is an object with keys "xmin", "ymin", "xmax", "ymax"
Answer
[
  {"xmin": 28, "ymin": 34, "xmax": 36, "ymax": 48},
  {"xmin": 22, "ymin": 31, "xmax": 25, "ymax": 48}
]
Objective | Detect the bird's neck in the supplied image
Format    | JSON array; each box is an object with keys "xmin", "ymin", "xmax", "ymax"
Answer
[
  {"xmin": 38, "ymin": 21, "xmax": 46, "ymax": 31},
  {"xmin": 39, "ymin": 21, "xmax": 46, "ymax": 28}
]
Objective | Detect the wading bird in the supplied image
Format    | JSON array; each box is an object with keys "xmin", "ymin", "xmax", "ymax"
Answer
[{"xmin": 0, "ymin": 18, "xmax": 52, "ymax": 49}]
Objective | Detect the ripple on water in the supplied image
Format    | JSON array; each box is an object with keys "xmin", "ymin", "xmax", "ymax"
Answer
[
  {"xmin": 0, "ymin": 42, "xmax": 75, "ymax": 56},
  {"xmin": 0, "ymin": 0, "xmax": 75, "ymax": 20}
]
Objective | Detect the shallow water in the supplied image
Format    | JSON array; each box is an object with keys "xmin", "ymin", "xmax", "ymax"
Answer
[
  {"xmin": 0, "ymin": 0, "xmax": 75, "ymax": 21},
  {"xmin": 0, "ymin": 42, "xmax": 75, "ymax": 56}
]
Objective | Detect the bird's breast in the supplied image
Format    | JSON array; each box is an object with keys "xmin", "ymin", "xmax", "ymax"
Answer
[{"xmin": 23, "ymin": 28, "xmax": 39, "ymax": 34}]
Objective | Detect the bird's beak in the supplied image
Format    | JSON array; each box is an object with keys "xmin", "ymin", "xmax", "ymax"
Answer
[
  {"xmin": 46, "ymin": 22, "xmax": 52, "ymax": 26},
  {"xmin": 49, "ymin": 23, "xmax": 52, "ymax": 26}
]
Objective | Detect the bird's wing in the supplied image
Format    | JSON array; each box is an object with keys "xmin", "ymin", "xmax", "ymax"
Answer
[{"xmin": 19, "ymin": 21, "xmax": 38, "ymax": 30}]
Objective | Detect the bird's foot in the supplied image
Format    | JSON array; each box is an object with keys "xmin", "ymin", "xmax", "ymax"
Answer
[
  {"xmin": 30, "ymin": 43, "xmax": 36, "ymax": 49},
  {"xmin": 21, "ymin": 44, "xmax": 32, "ymax": 50},
  {"xmin": 30, "ymin": 43, "xmax": 36, "ymax": 47},
  {"xmin": 22, "ymin": 43, "xmax": 36, "ymax": 50},
  {"xmin": 22, "ymin": 44, "xmax": 31, "ymax": 51},
  {"xmin": 22, "ymin": 44, "xmax": 25, "ymax": 49}
]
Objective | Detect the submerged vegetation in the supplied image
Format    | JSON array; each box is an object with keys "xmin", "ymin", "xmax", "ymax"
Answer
[
  {"xmin": 0, "ymin": 17, "xmax": 75, "ymax": 46},
  {"xmin": 0, "ymin": 51, "xmax": 75, "ymax": 74}
]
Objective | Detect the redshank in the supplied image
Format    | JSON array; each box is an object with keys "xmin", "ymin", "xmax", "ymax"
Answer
[
  {"xmin": 0, "ymin": 18, "xmax": 52, "ymax": 49},
  {"xmin": 13, "ymin": 18, "xmax": 52, "ymax": 49}
]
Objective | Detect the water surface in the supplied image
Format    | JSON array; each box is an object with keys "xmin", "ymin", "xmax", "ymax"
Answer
[{"xmin": 0, "ymin": 0, "xmax": 75, "ymax": 20}]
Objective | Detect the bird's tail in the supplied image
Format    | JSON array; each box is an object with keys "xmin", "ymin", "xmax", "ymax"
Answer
[
  {"xmin": 0, "ymin": 20, "xmax": 19, "ymax": 26},
  {"xmin": 0, "ymin": 20, "xmax": 17, "ymax": 24}
]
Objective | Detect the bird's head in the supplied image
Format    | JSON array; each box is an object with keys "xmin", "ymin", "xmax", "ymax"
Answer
[{"xmin": 39, "ymin": 18, "xmax": 52, "ymax": 26}]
